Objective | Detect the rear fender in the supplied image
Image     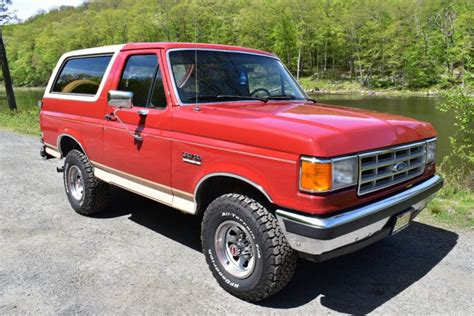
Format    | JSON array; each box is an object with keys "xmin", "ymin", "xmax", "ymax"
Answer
[{"xmin": 57, "ymin": 128, "xmax": 88, "ymax": 158}]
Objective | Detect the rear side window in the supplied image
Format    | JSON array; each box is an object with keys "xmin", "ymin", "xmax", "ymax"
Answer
[{"xmin": 52, "ymin": 55, "xmax": 112, "ymax": 95}]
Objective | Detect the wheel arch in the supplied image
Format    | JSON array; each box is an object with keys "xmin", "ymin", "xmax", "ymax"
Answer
[
  {"xmin": 57, "ymin": 132, "xmax": 87, "ymax": 158},
  {"xmin": 194, "ymin": 172, "xmax": 274, "ymax": 214}
]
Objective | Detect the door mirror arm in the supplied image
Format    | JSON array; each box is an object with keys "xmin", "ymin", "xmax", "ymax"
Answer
[
  {"xmin": 110, "ymin": 108, "xmax": 143, "ymax": 142},
  {"xmin": 106, "ymin": 90, "xmax": 143, "ymax": 142}
]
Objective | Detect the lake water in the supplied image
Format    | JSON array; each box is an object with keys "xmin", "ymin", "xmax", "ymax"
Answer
[
  {"xmin": 313, "ymin": 94, "xmax": 455, "ymax": 160},
  {"xmin": 0, "ymin": 89, "xmax": 455, "ymax": 160},
  {"xmin": 0, "ymin": 88, "xmax": 45, "ymax": 111}
]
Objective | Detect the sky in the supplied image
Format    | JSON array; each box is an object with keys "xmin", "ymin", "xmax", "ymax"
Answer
[{"xmin": 10, "ymin": 0, "xmax": 85, "ymax": 22}]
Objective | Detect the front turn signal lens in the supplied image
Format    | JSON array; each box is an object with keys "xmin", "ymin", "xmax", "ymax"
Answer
[{"xmin": 300, "ymin": 160, "xmax": 332, "ymax": 192}]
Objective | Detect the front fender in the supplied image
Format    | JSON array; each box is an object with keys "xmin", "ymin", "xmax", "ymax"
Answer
[{"xmin": 194, "ymin": 160, "xmax": 276, "ymax": 203}]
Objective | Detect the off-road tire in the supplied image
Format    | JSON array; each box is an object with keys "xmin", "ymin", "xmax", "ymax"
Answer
[
  {"xmin": 201, "ymin": 193, "xmax": 297, "ymax": 301},
  {"xmin": 63, "ymin": 149, "xmax": 110, "ymax": 215}
]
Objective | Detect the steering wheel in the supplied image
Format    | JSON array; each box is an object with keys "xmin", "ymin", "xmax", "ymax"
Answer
[
  {"xmin": 62, "ymin": 79, "xmax": 99, "ymax": 93},
  {"xmin": 250, "ymin": 88, "xmax": 271, "ymax": 98}
]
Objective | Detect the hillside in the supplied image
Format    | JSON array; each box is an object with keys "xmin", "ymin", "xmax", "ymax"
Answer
[{"xmin": 2, "ymin": 0, "xmax": 473, "ymax": 89}]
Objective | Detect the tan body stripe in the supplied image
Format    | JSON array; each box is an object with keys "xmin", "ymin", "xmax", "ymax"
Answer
[{"xmin": 91, "ymin": 161, "xmax": 176, "ymax": 195}]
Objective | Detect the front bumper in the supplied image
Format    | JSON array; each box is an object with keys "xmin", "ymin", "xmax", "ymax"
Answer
[{"xmin": 275, "ymin": 175, "xmax": 443, "ymax": 262}]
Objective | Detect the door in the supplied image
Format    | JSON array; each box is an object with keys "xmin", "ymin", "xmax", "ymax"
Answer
[{"xmin": 102, "ymin": 49, "xmax": 173, "ymax": 204}]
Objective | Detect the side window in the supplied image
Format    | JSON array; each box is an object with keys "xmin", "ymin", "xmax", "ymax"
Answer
[
  {"xmin": 118, "ymin": 55, "xmax": 158, "ymax": 108},
  {"xmin": 149, "ymin": 68, "xmax": 167, "ymax": 108},
  {"xmin": 52, "ymin": 55, "xmax": 112, "ymax": 95}
]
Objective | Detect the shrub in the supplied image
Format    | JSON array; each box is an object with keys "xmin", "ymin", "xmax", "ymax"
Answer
[{"xmin": 437, "ymin": 87, "xmax": 474, "ymax": 190}]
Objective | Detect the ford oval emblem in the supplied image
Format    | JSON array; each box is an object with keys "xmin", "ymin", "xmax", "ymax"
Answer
[{"xmin": 393, "ymin": 162, "xmax": 407, "ymax": 172}]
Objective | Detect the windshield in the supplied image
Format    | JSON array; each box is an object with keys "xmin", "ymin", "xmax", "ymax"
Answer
[{"xmin": 168, "ymin": 50, "xmax": 307, "ymax": 104}]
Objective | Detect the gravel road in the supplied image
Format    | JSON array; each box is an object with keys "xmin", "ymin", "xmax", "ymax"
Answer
[{"xmin": 1, "ymin": 130, "xmax": 473, "ymax": 315}]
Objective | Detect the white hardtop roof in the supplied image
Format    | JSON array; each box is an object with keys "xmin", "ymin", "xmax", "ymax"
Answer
[{"xmin": 61, "ymin": 44, "xmax": 125, "ymax": 58}]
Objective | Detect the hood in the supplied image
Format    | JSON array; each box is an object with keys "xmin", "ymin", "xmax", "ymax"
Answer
[{"xmin": 172, "ymin": 101, "xmax": 437, "ymax": 157}]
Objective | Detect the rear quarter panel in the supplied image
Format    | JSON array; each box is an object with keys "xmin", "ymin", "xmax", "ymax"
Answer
[{"xmin": 40, "ymin": 47, "xmax": 122, "ymax": 163}]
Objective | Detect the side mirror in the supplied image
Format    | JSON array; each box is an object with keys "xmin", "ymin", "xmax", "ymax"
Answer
[{"xmin": 108, "ymin": 90, "xmax": 133, "ymax": 109}]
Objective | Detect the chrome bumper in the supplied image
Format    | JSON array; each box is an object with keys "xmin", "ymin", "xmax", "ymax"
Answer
[{"xmin": 275, "ymin": 175, "xmax": 443, "ymax": 261}]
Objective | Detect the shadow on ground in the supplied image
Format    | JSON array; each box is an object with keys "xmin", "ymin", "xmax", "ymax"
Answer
[{"xmin": 96, "ymin": 187, "xmax": 458, "ymax": 314}]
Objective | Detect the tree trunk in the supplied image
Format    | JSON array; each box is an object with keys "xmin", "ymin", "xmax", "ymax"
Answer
[
  {"xmin": 316, "ymin": 47, "xmax": 319, "ymax": 78},
  {"xmin": 332, "ymin": 51, "xmax": 335, "ymax": 71},
  {"xmin": 296, "ymin": 46, "xmax": 302, "ymax": 80},
  {"xmin": 354, "ymin": 47, "xmax": 363, "ymax": 84},
  {"xmin": 349, "ymin": 58, "xmax": 353, "ymax": 78},
  {"xmin": 0, "ymin": 30, "xmax": 16, "ymax": 110},
  {"xmin": 323, "ymin": 39, "xmax": 327, "ymax": 73},
  {"xmin": 287, "ymin": 49, "xmax": 290, "ymax": 68}
]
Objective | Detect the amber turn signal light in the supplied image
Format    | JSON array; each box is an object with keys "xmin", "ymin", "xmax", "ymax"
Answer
[{"xmin": 300, "ymin": 160, "xmax": 332, "ymax": 192}]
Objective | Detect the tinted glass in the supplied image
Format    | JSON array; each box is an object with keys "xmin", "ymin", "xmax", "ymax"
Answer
[
  {"xmin": 118, "ymin": 55, "xmax": 157, "ymax": 107},
  {"xmin": 169, "ymin": 50, "xmax": 306, "ymax": 104},
  {"xmin": 150, "ymin": 68, "xmax": 167, "ymax": 108},
  {"xmin": 52, "ymin": 55, "xmax": 112, "ymax": 95}
]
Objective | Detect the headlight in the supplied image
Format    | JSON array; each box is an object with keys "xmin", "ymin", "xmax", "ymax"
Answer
[
  {"xmin": 299, "ymin": 156, "xmax": 358, "ymax": 193},
  {"xmin": 426, "ymin": 138, "xmax": 437, "ymax": 163},
  {"xmin": 333, "ymin": 157, "xmax": 358, "ymax": 189}
]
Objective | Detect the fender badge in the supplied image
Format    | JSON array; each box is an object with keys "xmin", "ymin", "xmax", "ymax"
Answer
[{"xmin": 182, "ymin": 152, "xmax": 202, "ymax": 166}]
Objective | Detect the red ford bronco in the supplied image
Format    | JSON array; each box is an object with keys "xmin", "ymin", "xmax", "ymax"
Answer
[{"xmin": 40, "ymin": 42, "xmax": 443, "ymax": 301}]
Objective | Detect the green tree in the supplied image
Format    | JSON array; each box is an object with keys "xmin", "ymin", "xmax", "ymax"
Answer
[{"xmin": 438, "ymin": 87, "xmax": 474, "ymax": 189}]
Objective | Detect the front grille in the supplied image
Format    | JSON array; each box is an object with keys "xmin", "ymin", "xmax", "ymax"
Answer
[{"xmin": 358, "ymin": 142, "xmax": 426, "ymax": 195}]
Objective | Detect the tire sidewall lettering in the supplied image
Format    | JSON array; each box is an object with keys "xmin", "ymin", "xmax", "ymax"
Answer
[
  {"xmin": 208, "ymin": 249, "xmax": 240, "ymax": 288},
  {"xmin": 64, "ymin": 161, "xmax": 71, "ymax": 194}
]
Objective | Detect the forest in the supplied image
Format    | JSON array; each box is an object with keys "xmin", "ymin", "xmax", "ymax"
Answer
[{"xmin": 1, "ymin": 0, "xmax": 473, "ymax": 90}]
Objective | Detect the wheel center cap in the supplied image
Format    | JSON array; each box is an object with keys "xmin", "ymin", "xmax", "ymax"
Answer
[{"xmin": 229, "ymin": 244, "xmax": 240, "ymax": 256}]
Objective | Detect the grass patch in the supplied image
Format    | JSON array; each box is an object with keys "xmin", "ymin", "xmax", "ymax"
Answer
[
  {"xmin": 419, "ymin": 185, "xmax": 474, "ymax": 229},
  {"xmin": 0, "ymin": 108, "xmax": 40, "ymax": 135},
  {"xmin": 299, "ymin": 77, "xmax": 364, "ymax": 92}
]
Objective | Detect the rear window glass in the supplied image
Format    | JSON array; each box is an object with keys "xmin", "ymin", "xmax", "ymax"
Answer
[{"xmin": 52, "ymin": 55, "xmax": 112, "ymax": 95}]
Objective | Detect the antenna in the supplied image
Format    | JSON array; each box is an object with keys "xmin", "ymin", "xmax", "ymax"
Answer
[{"xmin": 193, "ymin": 16, "xmax": 200, "ymax": 112}]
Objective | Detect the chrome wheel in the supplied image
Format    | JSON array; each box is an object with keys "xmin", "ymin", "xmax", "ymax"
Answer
[
  {"xmin": 67, "ymin": 165, "xmax": 84, "ymax": 201},
  {"xmin": 214, "ymin": 220, "xmax": 256, "ymax": 279}
]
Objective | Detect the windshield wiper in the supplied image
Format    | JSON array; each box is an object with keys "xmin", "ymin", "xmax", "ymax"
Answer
[
  {"xmin": 216, "ymin": 95, "xmax": 268, "ymax": 103},
  {"xmin": 264, "ymin": 95, "xmax": 297, "ymax": 101},
  {"xmin": 262, "ymin": 95, "xmax": 317, "ymax": 103},
  {"xmin": 186, "ymin": 95, "xmax": 268, "ymax": 103}
]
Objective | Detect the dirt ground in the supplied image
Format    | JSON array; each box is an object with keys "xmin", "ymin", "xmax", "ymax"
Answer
[{"xmin": 1, "ymin": 131, "xmax": 473, "ymax": 314}]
